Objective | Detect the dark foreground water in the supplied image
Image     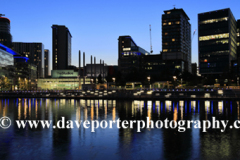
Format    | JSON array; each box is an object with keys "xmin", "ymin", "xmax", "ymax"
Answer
[{"xmin": 0, "ymin": 98, "xmax": 240, "ymax": 159}]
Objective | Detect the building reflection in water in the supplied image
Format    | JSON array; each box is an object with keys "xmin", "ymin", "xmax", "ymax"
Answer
[
  {"xmin": 165, "ymin": 100, "xmax": 172, "ymax": 113},
  {"xmin": 218, "ymin": 101, "xmax": 223, "ymax": 115},
  {"xmin": 91, "ymin": 100, "xmax": 94, "ymax": 120},
  {"xmin": 191, "ymin": 101, "xmax": 196, "ymax": 114},
  {"xmin": 173, "ymin": 106, "xmax": 178, "ymax": 121},
  {"xmin": 76, "ymin": 105, "xmax": 80, "ymax": 121},
  {"xmin": 105, "ymin": 101, "xmax": 108, "ymax": 119},
  {"xmin": 156, "ymin": 101, "xmax": 160, "ymax": 117},
  {"xmin": 2, "ymin": 98, "xmax": 240, "ymax": 159},
  {"xmin": 180, "ymin": 100, "xmax": 184, "ymax": 120}
]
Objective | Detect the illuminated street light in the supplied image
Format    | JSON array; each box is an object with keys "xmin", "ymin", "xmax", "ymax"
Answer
[
  {"xmin": 147, "ymin": 76, "xmax": 151, "ymax": 89},
  {"xmin": 112, "ymin": 77, "xmax": 116, "ymax": 83},
  {"xmin": 112, "ymin": 77, "xmax": 116, "ymax": 89}
]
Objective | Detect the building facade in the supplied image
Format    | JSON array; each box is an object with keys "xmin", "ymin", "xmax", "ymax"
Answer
[
  {"xmin": 162, "ymin": 8, "xmax": 191, "ymax": 73},
  {"xmin": 198, "ymin": 8, "xmax": 237, "ymax": 75},
  {"xmin": 38, "ymin": 70, "xmax": 91, "ymax": 90},
  {"xmin": 52, "ymin": 25, "xmax": 72, "ymax": 70},
  {"xmin": 85, "ymin": 64, "xmax": 108, "ymax": 78},
  {"xmin": 44, "ymin": 49, "xmax": 49, "ymax": 77},
  {"xmin": 0, "ymin": 43, "xmax": 37, "ymax": 90},
  {"xmin": 12, "ymin": 42, "xmax": 44, "ymax": 78},
  {"xmin": 0, "ymin": 14, "xmax": 12, "ymax": 48},
  {"xmin": 118, "ymin": 35, "xmax": 150, "ymax": 77}
]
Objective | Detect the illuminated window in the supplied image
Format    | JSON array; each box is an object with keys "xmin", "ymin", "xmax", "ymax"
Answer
[
  {"xmin": 199, "ymin": 33, "xmax": 229, "ymax": 41},
  {"xmin": 175, "ymin": 66, "xmax": 181, "ymax": 69},
  {"xmin": 55, "ymin": 61, "xmax": 57, "ymax": 63},
  {"xmin": 204, "ymin": 59, "xmax": 207, "ymax": 62},
  {"xmin": 167, "ymin": 12, "xmax": 171, "ymax": 14},
  {"xmin": 237, "ymin": 42, "xmax": 240, "ymax": 46},
  {"xmin": 200, "ymin": 17, "xmax": 228, "ymax": 24},
  {"xmin": 122, "ymin": 41, "xmax": 124, "ymax": 43},
  {"xmin": 165, "ymin": 32, "xmax": 168, "ymax": 35},
  {"xmin": 163, "ymin": 23, "xmax": 167, "ymax": 25},
  {"xmin": 237, "ymin": 33, "xmax": 240, "ymax": 37},
  {"xmin": 163, "ymin": 43, "xmax": 168, "ymax": 45},
  {"xmin": 122, "ymin": 46, "xmax": 124, "ymax": 48},
  {"xmin": 175, "ymin": 21, "xmax": 180, "ymax": 24},
  {"xmin": 163, "ymin": 49, "xmax": 168, "ymax": 52},
  {"xmin": 168, "ymin": 22, "xmax": 172, "ymax": 25},
  {"xmin": 172, "ymin": 38, "xmax": 175, "ymax": 42}
]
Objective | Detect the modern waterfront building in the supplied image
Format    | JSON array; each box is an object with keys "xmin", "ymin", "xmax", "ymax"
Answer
[
  {"xmin": 0, "ymin": 14, "xmax": 12, "ymax": 48},
  {"xmin": 44, "ymin": 49, "xmax": 49, "ymax": 77},
  {"xmin": 38, "ymin": 70, "xmax": 91, "ymax": 90},
  {"xmin": 118, "ymin": 35, "xmax": 181, "ymax": 81},
  {"xmin": 0, "ymin": 43, "xmax": 37, "ymax": 90},
  {"xmin": 12, "ymin": 42, "xmax": 44, "ymax": 78},
  {"xmin": 118, "ymin": 35, "xmax": 150, "ymax": 77},
  {"xmin": 162, "ymin": 8, "xmax": 191, "ymax": 73},
  {"xmin": 198, "ymin": 8, "xmax": 237, "ymax": 76},
  {"xmin": 52, "ymin": 25, "xmax": 72, "ymax": 70}
]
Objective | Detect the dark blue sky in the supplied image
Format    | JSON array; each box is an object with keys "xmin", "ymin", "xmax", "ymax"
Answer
[{"xmin": 2, "ymin": 0, "xmax": 240, "ymax": 69}]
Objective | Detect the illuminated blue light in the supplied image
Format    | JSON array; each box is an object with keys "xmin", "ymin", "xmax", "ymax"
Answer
[{"xmin": 0, "ymin": 43, "xmax": 19, "ymax": 56}]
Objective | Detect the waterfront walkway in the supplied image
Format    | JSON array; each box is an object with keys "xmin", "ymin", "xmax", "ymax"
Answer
[{"xmin": 1, "ymin": 89, "xmax": 240, "ymax": 100}]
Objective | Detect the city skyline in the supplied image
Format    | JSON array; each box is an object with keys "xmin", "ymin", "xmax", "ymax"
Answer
[{"xmin": 2, "ymin": 0, "xmax": 240, "ymax": 70}]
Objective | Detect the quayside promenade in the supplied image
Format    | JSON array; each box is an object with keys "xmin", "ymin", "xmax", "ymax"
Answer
[{"xmin": 1, "ymin": 88, "xmax": 240, "ymax": 100}]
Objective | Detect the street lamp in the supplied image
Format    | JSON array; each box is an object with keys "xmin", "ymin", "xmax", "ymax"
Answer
[
  {"xmin": 29, "ymin": 79, "xmax": 31, "ymax": 91},
  {"xmin": 112, "ymin": 77, "xmax": 116, "ymax": 89},
  {"xmin": 173, "ymin": 76, "xmax": 177, "ymax": 89},
  {"xmin": 35, "ymin": 79, "xmax": 38, "ymax": 91},
  {"xmin": 237, "ymin": 77, "xmax": 239, "ymax": 88},
  {"xmin": 147, "ymin": 76, "xmax": 151, "ymax": 89},
  {"xmin": 24, "ymin": 78, "xmax": 26, "ymax": 90}
]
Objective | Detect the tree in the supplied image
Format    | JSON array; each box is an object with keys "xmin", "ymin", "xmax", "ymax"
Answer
[{"xmin": 0, "ymin": 76, "xmax": 10, "ymax": 91}]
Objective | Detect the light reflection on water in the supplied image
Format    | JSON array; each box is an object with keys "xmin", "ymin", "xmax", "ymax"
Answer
[{"xmin": 0, "ymin": 98, "xmax": 240, "ymax": 159}]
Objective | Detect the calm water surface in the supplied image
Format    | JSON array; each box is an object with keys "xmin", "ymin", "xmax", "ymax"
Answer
[{"xmin": 0, "ymin": 98, "xmax": 240, "ymax": 160}]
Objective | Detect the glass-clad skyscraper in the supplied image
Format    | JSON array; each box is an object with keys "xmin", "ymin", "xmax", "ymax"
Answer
[{"xmin": 198, "ymin": 8, "xmax": 237, "ymax": 75}]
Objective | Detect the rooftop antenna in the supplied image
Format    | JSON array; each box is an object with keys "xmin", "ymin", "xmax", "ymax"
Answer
[
  {"xmin": 173, "ymin": 5, "xmax": 176, "ymax": 9},
  {"xmin": 0, "ymin": 14, "xmax": 5, "ymax": 17},
  {"xmin": 149, "ymin": 25, "xmax": 153, "ymax": 53}
]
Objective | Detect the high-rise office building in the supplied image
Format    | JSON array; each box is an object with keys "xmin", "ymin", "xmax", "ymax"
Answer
[
  {"xmin": 0, "ymin": 14, "xmax": 12, "ymax": 48},
  {"xmin": 44, "ymin": 49, "xmax": 49, "ymax": 77},
  {"xmin": 12, "ymin": 42, "xmax": 44, "ymax": 78},
  {"xmin": 237, "ymin": 20, "xmax": 240, "ymax": 59},
  {"xmin": 198, "ymin": 8, "xmax": 237, "ymax": 75},
  {"xmin": 52, "ymin": 25, "xmax": 72, "ymax": 70},
  {"xmin": 162, "ymin": 8, "xmax": 191, "ymax": 73},
  {"xmin": 236, "ymin": 20, "xmax": 240, "ymax": 75}
]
